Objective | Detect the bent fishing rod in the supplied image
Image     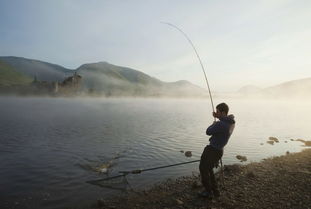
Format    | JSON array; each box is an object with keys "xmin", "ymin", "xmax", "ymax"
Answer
[
  {"xmin": 162, "ymin": 22, "xmax": 225, "ymax": 185},
  {"xmin": 161, "ymin": 22, "xmax": 215, "ymax": 115},
  {"xmin": 87, "ymin": 23, "xmax": 223, "ymax": 188}
]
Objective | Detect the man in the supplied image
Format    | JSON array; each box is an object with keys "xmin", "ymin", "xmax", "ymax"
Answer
[{"xmin": 198, "ymin": 102, "xmax": 235, "ymax": 198}]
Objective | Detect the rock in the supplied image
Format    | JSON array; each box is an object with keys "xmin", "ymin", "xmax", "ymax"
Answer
[
  {"xmin": 260, "ymin": 143, "xmax": 264, "ymax": 145},
  {"xmin": 236, "ymin": 155, "xmax": 247, "ymax": 162},
  {"xmin": 269, "ymin": 137, "xmax": 279, "ymax": 143},
  {"xmin": 185, "ymin": 151, "xmax": 192, "ymax": 157},
  {"xmin": 295, "ymin": 139, "xmax": 311, "ymax": 147},
  {"xmin": 246, "ymin": 171, "xmax": 255, "ymax": 178},
  {"xmin": 176, "ymin": 199, "xmax": 183, "ymax": 205},
  {"xmin": 224, "ymin": 164, "xmax": 242, "ymax": 174},
  {"xmin": 97, "ymin": 199, "xmax": 106, "ymax": 207},
  {"xmin": 191, "ymin": 180, "xmax": 202, "ymax": 188},
  {"xmin": 266, "ymin": 141, "xmax": 274, "ymax": 145}
]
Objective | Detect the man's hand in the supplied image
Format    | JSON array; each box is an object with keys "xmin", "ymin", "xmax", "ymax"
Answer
[{"xmin": 212, "ymin": 112, "xmax": 217, "ymax": 118}]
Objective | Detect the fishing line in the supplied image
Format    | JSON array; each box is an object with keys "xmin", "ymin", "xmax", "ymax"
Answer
[{"xmin": 161, "ymin": 22, "xmax": 215, "ymax": 114}]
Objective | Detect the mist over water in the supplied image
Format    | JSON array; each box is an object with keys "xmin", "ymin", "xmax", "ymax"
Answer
[{"xmin": 0, "ymin": 96, "xmax": 310, "ymax": 209}]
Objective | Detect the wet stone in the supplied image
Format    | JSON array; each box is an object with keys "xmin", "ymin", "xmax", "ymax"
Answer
[
  {"xmin": 236, "ymin": 155, "xmax": 247, "ymax": 162},
  {"xmin": 246, "ymin": 171, "xmax": 256, "ymax": 178},
  {"xmin": 185, "ymin": 151, "xmax": 192, "ymax": 157},
  {"xmin": 268, "ymin": 137, "xmax": 279, "ymax": 143},
  {"xmin": 266, "ymin": 141, "xmax": 274, "ymax": 145},
  {"xmin": 295, "ymin": 139, "xmax": 311, "ymax": 147},
  {"xmin": 176, "ymin": 199, "xmax": 183, "ymax": 205}
]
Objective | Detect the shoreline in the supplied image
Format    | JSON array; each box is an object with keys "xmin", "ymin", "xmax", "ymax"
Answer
[{"xmin": 94, "ymin": 148, "xmax": 311, "ymax": 209}]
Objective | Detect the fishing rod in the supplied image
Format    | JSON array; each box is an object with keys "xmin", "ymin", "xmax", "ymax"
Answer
[
  {"xmin": 161, "ymin": 22, "xmax": 225, "ymax": 185},
  {"xmin": 119, "ymin": 159, "xmax": 200, "ymax": 174},
  {"xmin": 87, "ymin": 23, "xmax": 223, "ymax": 189},
  {"xmin": 86, "ymin": 159, "xmax": 200, "ymax": 186},
  {"xmin": 161, "ymin": 22, "xmax": 215, "ymax": 115}
]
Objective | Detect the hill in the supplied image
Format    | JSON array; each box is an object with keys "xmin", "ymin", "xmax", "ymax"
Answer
[
  {"xmin": 264, "ymin": 77, "xmax": 311, "ymax": 98},
  {"xmin": 238, "ymin": 78, "xmax": 311, "ymax": 99},
  {"xmin": 0, "ymin": 60, "xmax": 32, "ymax": 86},
  {"xmin": 237, "ymin": 85, "xmax": 262, "ymax": 94},
  {"xmin": 0, "ymin": 56, "xmax": 73, "ymax": 82},
  {"xmin": 77, "ymin": 62, "xmax": 206, "ymax": 97},
  {"xmin": 0, "ymin": 57, "xmax": 207, "ymax": 97}
]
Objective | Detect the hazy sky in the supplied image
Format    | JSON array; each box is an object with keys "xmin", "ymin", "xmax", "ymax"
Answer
[{"xmin": 0, "ymin": 0, "xmax": 310, "ymax": 91}]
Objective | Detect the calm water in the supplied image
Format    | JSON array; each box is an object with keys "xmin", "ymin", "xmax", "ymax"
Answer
[{"xmin": 0, "ymin": 97, "xmax": 310, "ymax": 209}]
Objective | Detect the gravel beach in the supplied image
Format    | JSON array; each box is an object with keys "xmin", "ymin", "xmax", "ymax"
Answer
[{"xmin": 95, "ymin": 148, "xmax": 311, "ymax": 209}]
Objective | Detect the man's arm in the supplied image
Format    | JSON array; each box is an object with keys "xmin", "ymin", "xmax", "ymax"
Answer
[{"xmin": 206, "ymin": 122, "xmax": 223, "ymax": 135}]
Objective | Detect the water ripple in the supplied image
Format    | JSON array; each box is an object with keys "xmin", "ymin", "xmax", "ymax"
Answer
[{"xmin": 1, "ymin": 97, "xmax": 310, "ymax": 209}]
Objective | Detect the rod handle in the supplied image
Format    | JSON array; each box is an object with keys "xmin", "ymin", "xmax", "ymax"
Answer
[
  {"xmin": 119, "ymin": 170, "xmax": 142, "ymax": 174},
  {"xmin": 131, "ymin": 170, "xmax": 142, "ymax": 174}
]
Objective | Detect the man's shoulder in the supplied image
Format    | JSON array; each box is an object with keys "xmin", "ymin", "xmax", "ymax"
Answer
[{"xmin": 218, "ymin": 120, "xmax": 231, "ymax": 130}]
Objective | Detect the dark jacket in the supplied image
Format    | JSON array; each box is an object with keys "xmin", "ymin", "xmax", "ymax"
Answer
[{"xmin": 206, "ymin": 114, "xmax": 235, "ymax": 150}]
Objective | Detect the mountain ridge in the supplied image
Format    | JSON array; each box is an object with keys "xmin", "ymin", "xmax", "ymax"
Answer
[
  {"xmin": 0, "ymin": 56, "xmax": 207, "ymax": 97},
  {"xmin": 238, "ymin": 77, "xmax": 311, "ymax": 99},
  {"xmin": 1, "ymin": 56, "xmax": 310, "ymax": 98},
  {"xmin": 0, "ymin": 56, "xmax": 73, "ymax": 82}
]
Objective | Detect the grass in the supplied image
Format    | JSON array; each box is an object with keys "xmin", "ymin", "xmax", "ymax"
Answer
[{"xmin": 0, "ymin": 61, "xmax": 32, "ymax": 86}]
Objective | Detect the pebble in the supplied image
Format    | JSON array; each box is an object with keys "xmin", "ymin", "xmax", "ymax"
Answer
[
  {"xmin": 266, "ymin": 141, "xmax": 274, "ymax": 145},
  {"xmin": 246, "ymin": 171, "xmax": 255, "ymax": 178},
  {"xmin": 185, "ymin": 151, "xmax": 192, "ymax": 157},
  {"xmin": 236, "ymin": 155, "xmax": 247, "ymax": 162},
  {"xmin": 97, "ymin": 199, "xmax": 106, "ymax": 207},
  {"xmin": 176, "ymin": 199, "xmax": 183, "ymax": 205},
  {"xmin": 269, "ymin": 137, "xmax": 279, "ymax": 142}
]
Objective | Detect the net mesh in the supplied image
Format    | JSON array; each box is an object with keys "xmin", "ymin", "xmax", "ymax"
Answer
[{"xmin": 87, "ymin": 174, "xmax": 130, "ymax": 190}]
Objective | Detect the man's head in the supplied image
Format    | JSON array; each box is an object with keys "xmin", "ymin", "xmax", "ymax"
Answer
[{"xmin": 214, "ymin": 103, "xmax": 229, "ymax": 118}]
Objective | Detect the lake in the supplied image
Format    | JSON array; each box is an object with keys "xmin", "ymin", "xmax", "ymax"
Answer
[{"xmin": 0, "ymin": 97, "xmax": 310, "ymax": 209}]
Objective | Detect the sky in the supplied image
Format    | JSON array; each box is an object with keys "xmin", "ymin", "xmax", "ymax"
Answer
[{"xmin": 0, "ymin": 0, "xmax": 310, "ymax": 91}]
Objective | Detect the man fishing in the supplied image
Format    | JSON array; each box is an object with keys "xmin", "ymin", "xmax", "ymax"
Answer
[{"xmin": 198, "ymin": 102, "xmax": 235, "ymax": 198}]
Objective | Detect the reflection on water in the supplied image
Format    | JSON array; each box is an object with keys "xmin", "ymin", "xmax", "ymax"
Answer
[{"xmin": 0, "ymin": 97, "xmax": 310, "ymax": 209}]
